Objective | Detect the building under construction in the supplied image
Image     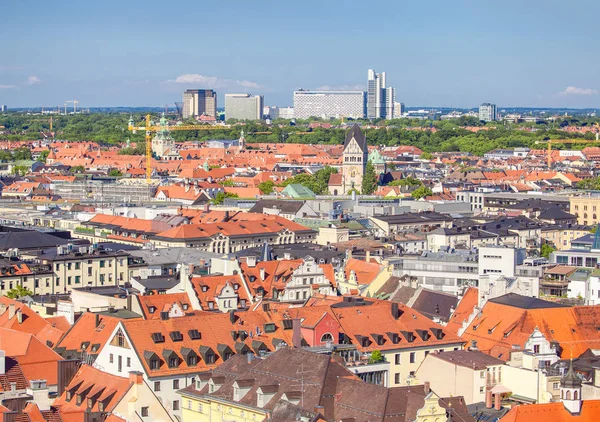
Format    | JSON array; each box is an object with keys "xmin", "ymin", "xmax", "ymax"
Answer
[{"xmin": 53, "ymin": 179, "xmax": 158, "ymax": 204}]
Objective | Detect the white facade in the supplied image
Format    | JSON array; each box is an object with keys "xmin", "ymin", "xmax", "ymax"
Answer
[
  {"xmin": 293, "ymin": 90, "xmax": 366, "ymax": 119},
  {"xmin": 281, "ymin": 257, "xmax": 334, "ymax": 303},
  {"xmin": 224, "ymin": 94, "xmax": 264, "ymax": 121},
  {"xmin": 479, "ymin": 103, "xmax": 497, "ymax": 122},
  {"xmin": 478, "ymin": 246, "xmax": 526, "ymax": 277},
  {"xmin": 94, "ymin": 323, "xmax": 199, "ymax": 419}
]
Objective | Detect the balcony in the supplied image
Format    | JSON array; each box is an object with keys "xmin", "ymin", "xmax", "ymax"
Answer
[{"xmin": 343, "ymin": 352, "xmax": 390, "ymax": 386}]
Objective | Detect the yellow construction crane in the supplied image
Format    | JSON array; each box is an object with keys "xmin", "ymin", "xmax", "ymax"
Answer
[
  {"xmin": 128, "ymin": 114, "xmax": 227, "ymax": 183},
  {"xmin": 535, "ymin": 139, "xmax": 600, "ymax": 167}
]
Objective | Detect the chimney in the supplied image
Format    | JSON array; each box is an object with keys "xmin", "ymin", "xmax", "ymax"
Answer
[
  {"xmin": 247, "ymin": 353, "xmax": 254, "ymax": 364},
  {"xmin": 391, "ymin": 302, "xmax": 401, "ymax": 320},
  {"xmin": 229, "ymin": 310, "xmax": 236, "ymax": 324},
  {"xmin": 8, "ymin": 303, "xmax": 15, "ymax": 319},
  {"xmin": 469, "ymin": 340, "xmax": 478, "ymax": 351},
  {"xmin": 224, "ymin": 211, "xmax": 230, "ymax": 222},
  {"xmin": 424, "ymin": 381, "xmax": 431, "ymax": 395},
  {"xmin": 0, "ymin": 350, "xmax": 5, "ymax": 375},
  {"xmin": 129, "ymin": 371, "xmax": 144, "ymax": 385},
  {"xmin": 126, "ymin": 295, "xmax": 132, "ymax": 311},
  {"xmin": 292, "ymin": 318, "xmax": 302, "ymax": 348},
  {"xmin": 246, "ymin": 256, "xmax": 257, "ymax": 268},
  {"xmin": 27, "ymin": 380, "xmax": 50, "ymax": 411},
  {"xmin": 494, "ymin": 393, "xmax": 501, "ymax": 411},
  {"xmin": 95, "ymin": 314, "xmax": 100, "ymax": 328},
  {"xmin": 204, "ymin": 203, "xmax": 210, "ymax": 212},
  {"xmin": 16, "ymin": 309, "xmax": 22, "ymax": 324},
  {"xmin": 366, "ymin": 250, "xmax": 370, "ymax": 262},
  {"xmin": 259, "ymin": 268, "xmax": 266, "ymax": 281},
  {"xmin": 485, "ymin": 390, "xmax": 493, "ymax": 409}
]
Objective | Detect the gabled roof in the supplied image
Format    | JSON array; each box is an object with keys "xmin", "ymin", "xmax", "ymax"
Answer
[
  {"xmin": 343, "ymin": 124, "xmax": 367, "ymax": 153},
  {"xmin": 500, "ymin": 400, "xmax": 600, "ymax": 422}
]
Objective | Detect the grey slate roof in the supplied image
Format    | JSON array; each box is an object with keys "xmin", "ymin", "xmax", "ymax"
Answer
[
  {"xmin": 249, "ymin": 199, "xmax": 306, "ymax": 215},
  {"xmin": 488, "ymin": 293, "xmax": 569, "ymax": 309},
  {"xmin": 343, "ymin": 124, "xmax": 367, "ymax": 152}
]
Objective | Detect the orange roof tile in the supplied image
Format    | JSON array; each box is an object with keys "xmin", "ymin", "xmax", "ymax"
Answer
[{"xmin": 500, "ymin": 400, "xmax": 600, "ymax": 422}]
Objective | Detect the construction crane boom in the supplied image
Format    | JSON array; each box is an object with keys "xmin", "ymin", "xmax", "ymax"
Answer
[
  {"xmin": 536, "ymin": 139, "xmax": 600, "ymax": 167},
  {"xmin": 127, "ymin": 114, "xmax": 229, "ymax": 183}
]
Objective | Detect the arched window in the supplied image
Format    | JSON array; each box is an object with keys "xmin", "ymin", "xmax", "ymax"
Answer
[
  {"xmin": 574, "ymin": 390, "xmax": 579, "ymax": 400},
  {"xmin": 566, "ymin": 390, "xmax": 571, "ymax": 400},
  {"xmin": 320, "ymin": 333, "xmax": 333, "ymax": 343}
]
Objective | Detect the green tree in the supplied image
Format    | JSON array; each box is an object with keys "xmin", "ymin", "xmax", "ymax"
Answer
[
  {"xmin": 70, "ymin": 165, "xmax": 85, "ymax": 174},
  {"xmin": 10, "ymin": 165, "xmax": 29, "ymax": 176},
  {"xmin": 361, "ymin": 160, "xmax": 378, "ymax": 195},
  {"xmin": 420, "ymin": 151, "xmax": 433, "ymax": 160},
  {"xmin": 347, "ymin": 188, "xmax": 360, "ymax": 195},
  {"xmin": 411, "ymin": 186, "xmax": 433, "ymax": 200},
  {"xmin": 220, "ymin": 180, "xmax": 235, "ymax": 187},
  {"xmin": 541, "ymin": 243, "xmax": 556, "ymax": 259},
  {"xmin": 37, "ymin": 150, "xmax": 50, "ymax": 162},
  {"xmin": 258, "ymin": 180, "xmax": 275, "ymax": 195},
  {"xmin": 388, "ymin": 177, "xmax": 422, "ymax": 187},
  {"xmin": 211, "ymin": 192, "xmax": 239, "ymax": 205},
  {"xmin": 109, "ymin": 169, "xmax": 123, "ymax": 177},
  {"xmin": 369, "ymin": 350, "xmax": 383, "ymax": 364},
  {"xmin": 6, "ymin": 285, "xmax": 33, "ymax": 299},
  {"xmin": 12, "ymin": 147, "xmax": 32, "ymax": 161}
]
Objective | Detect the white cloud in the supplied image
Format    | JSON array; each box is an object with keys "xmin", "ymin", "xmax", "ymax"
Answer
[
  {"xmin": 0, "ymin": 84, "xmax": 17, "ymax": 89},
  {"xmin": 316, "ymin": 84, "xmax": 366, "ymax": 91},
  {"xmin": 168, "ymin": 73, "xmax": 261, "ymax": 90},
  {"xmin": 26, "ymin": 76, "xmax": 41, "ymax": 85},
  {"xmin": 560, "ymin": 86, "xmax": 597, "ymax": 96}
]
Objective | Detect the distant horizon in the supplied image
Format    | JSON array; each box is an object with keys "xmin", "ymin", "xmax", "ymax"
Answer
[{"xmin": 2, "ymin": 1, "xmax": 600, "ymax": 108}]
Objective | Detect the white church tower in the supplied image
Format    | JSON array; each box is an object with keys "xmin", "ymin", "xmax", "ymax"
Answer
[{"xmin": 560, "ymin": 360, "xmax": 582, "ymax": 414}]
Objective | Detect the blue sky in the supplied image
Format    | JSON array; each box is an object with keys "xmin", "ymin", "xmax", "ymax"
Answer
[{"xmin": 1, "ymin": 0, "xmax": 599, "ymax": 108}]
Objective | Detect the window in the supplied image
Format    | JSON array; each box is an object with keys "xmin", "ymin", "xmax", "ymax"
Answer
[
  {"xmin": 480, "ymin": 386, "xmax": 485, "ymax": 393},
  {"xmin": 141, "ymin": 407, "xmax": 149, "ymax": 417},
  {"xmin": 533, "ymin": 345, "xmax": 540, "ymax": 354},
  {"xmin": 188, "ymin": 355, "xmax": 198, "ymax": 366},
  {"xmin": 481, "ymin": 371, "xmax": 486, "ymax": 378},
  {"xmin": 169, "ymin": 357, "xmax": 178, "ymax": 368},
  {"xmin": 127, "ymin": 357, "xmax": 131, "ymax": 367},
  {"xmin": 197, "ymin": 403, "xmax": 203, "ymax": 412},
  {"xmin": 109, "ymin": 353, "xmax": 113, "ymax": 363},
  {"xmin": 88, "ymin": 268, "xmax": 92, "ymax": 276},
  {"xmin": 395, "ymin": 373, "xmax": 400, "ymax": 384},
  {"xmin": 395, "ymin": 354, "xmax": 401, "ymax": 365},
  {"xmin": 100, "ymin": 260, "xmax": 106, "ymax": 268},
  {"xmin": 75, "ymin": 276, "xmax": 81, "ymax": 284},
  {"xmin": 409, "ymin": 352, "xmax": 416, "ymax": 363},
  {"xmin": 173, "ymin": 379, "xmax": 179, "ymax": 389},
  {"xmin": 187, "ymin": 400, "xmax": 192, "ymax": 409},
  {"xmin": 99, "ymin": 274, "xmax": 105, "ymax": 283},
  {"xmin": 154, "ymin": 381, "xmax": 161, "ymax": 392},
  {"xmin": 150, "ymin": 359, "xmax": 160, "ymax": 370},
  {"xmin": 173, "ymin": 400, "xmax": 179, "ymax": 411},
  {"xmin": 320, "ymin": 333, "xmax": 333, "ymax": 343},
  {"xmin": 75, "ymin": 262, "xmax": 81, "ymax": 270}
]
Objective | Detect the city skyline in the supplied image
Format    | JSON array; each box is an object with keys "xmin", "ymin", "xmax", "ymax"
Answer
[{"xmin": 2, "ymin": 0, "xmax": 600, "ymax": 108}]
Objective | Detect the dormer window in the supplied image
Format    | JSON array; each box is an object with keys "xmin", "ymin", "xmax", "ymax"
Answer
[
  {"xmin": 169, "ymin": 357, "xmax": 179, "ymax": 368},
  {"xmin": 87, "ymin": 398, "xmax": 94, "ymax": 409},
  {"xmin": 149, "ymin": 306, "xmax": 156, "ymax": 314},
  {"xmin": 66, "ymin": 391, "xmax": 72, "ymax": 401},
  {"xmin": 188, "ymin": 355, "xmax": 198, "ymax": 366},
  {"xmin": 182, "ymin": 304, "xmax": 189, "ymax": 310},
  {"xmin": 201, "ymin": 285, "xmax": 208, "ymax": 292},
  {"xmin": 150, "ymin": 359, "xmax": 160, "ymax": 370},
  {"xmin": 76, "ymin": 394, "xmax": 83, "ymax": 405},
  {"xmin": 98, "ymin": 401, "xmax": 104, "ymax": 412}
]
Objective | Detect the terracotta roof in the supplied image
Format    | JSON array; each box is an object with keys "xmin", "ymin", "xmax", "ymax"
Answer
[
  {"xmin": 330, "ymin": 299, "xmax": 463, "ymax": 352},
  {"xmin": 0, "ymin": 327, "xmax": 63, "ymax": 386},
  {"xmin": 500, "ymin": 400, "xmax": 600, "ymax": 422},
  {"xmin": 137, "ymin": 293, "xmax": 194, "ymax": 319},
  {"xmin": 0, "ymin": 298, "xmax": 65, "ymax": 348},
  {"xmin": 121, "ymin": 310, "xmax": 296, "ymax": 377},
  {"xmin": 55, "ymin": 313, "xmax": 124, "ymax": 359},
  {"xmin": 461, "ymin": 301, "xmax": 600, "ymax": 360},
  {"xmin": 190, "ymin": 275, "xmax": 251, "ymax": 311},
  {"xmin": 446, "ymin": 287, "xmax": 479, "ymax": 336},
  {"xmin": 53, "ymin": 365, "xmax": 131, "ymax": 414}
]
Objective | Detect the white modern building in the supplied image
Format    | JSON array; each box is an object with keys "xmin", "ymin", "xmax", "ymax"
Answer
[
  {"xmin": 224, "ymin": 94, "xmax": 264, "ymax": 121},
  {"xmin": 479, "ymin": 103, "xmax": 498, "ymax": 122},
  {"xmin": 293, "ymin": 90, "xmax": 366, "ymax": 119},
  {"xmin": 367, "ymin": 69, "xmax": 395, "ymax": 119}
]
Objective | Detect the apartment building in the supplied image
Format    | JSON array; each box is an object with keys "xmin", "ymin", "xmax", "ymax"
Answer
[
  {"xmin": 570, "ymin": 195, "xmax": 600, "ymax": 225},
  {"xmin": 182, "ymin": 89, "xmax": 217, "ymax": 119}
]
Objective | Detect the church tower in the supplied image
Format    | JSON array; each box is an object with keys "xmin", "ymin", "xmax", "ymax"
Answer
[
  {"xmin": 342, "ymin": 125, "xmax": 368, "ymax": 193},
  {"xmin": 560, "ymin": 360, "xmax": 582, "ymax": 414},
  {"xmin": 152, "ymin": 113, "xmax": 175, "ymax": 159}
]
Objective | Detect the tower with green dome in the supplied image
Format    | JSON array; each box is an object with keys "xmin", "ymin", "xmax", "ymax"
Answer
[
  {"xmin": 152, "ymin": 113, "xmax": 175, "ymax": 158},
  {"xmin": 368, "ymin": 148, "xmax": 386, "ymax": 175}
]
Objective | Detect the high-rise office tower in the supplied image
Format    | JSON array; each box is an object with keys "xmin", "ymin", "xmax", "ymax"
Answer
[
  {"xmin": 224, "ymin": 94, "xmax": 264, "ymax": 120},
  {"xmin": 0, "ymin": 105, "xmax": 7, "ymax": 113},
  {"xmin": 182, "ymin": 89, "xmax": 217, "ymax": 119},
  {"xmin": 479, "ymin": 103, "xmax": 498, "ymax": 122},
  {"xmin": 367, "ymin": 69, "xmax": 395, "ymax": 119},
  {"xmin": 393, "ymin": 102, "xmax": 405, "ymax": 118}
]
